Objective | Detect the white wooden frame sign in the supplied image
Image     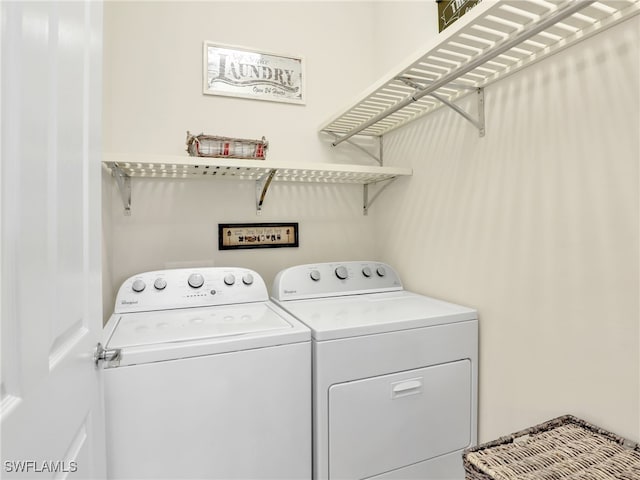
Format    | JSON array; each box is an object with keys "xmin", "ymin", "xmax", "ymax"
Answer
[{"xmin": 203, "ymin": 42, "xmax": 305, "ymax": 105}]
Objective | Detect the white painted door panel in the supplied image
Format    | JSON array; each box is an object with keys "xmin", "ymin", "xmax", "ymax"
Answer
[{"xmin": 1, "ymin": 1, "xmax": 105, "ymax": 478}]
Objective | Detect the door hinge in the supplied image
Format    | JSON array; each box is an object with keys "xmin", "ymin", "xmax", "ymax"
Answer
[{"xmin": 94, "ymin": 342, "xmax": 121, "ymax": 368}]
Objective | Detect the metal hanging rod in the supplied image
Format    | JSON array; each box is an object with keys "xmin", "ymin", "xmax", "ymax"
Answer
[{"xmin": 331, "ymin": 0, "xmax": 597, "ymax": 147}]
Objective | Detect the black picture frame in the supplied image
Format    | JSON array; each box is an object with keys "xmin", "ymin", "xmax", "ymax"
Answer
[{"xmin": 218, "ymin": 223, "xmax": 299, "ymax": 250}]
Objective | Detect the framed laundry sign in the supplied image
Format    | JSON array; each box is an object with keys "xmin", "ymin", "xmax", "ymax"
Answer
[{"xmin": 203, "ymin": 42, "xmax": 305, "ymax": 104}]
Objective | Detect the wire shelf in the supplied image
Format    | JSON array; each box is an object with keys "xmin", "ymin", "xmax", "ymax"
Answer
[{"xmin": 320, "ymin": 0, "xmax": 640, "ymax": 143}]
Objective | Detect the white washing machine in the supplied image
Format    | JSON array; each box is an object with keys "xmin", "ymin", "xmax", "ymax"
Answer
[
  {"xmin": 272, "ymin": 261, "xmax": 478, "ymax": 480},
  {"xmin": 100, "ymin": 267, "xmax": 311, "ymax": 479}
]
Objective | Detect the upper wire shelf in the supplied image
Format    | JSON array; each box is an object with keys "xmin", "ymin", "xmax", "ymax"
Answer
[{"xmin": 320, "ymin": 0, "xmax": 640, "ymax": 144}]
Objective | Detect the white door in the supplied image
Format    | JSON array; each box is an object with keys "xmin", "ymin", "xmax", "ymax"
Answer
[{"xmin": 1, "ymin": 1, "xmax": 105, "ymax": 478}]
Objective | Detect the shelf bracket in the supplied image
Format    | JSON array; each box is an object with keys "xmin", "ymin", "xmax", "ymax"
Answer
[
  {"xmin": 111, "ymin": 164, "xmax": 131, "ymax": 216},
  {"xmin": 363, "ymin": 177, "xmax": 396, "ymax": 216},
  {"xmin": 428, "ymin": 88, "xmax": 485, "ymax": 137},
  {"xmin": 255, "ymin": 168, "xmax": 277, "ymax": 215},
  {"xmin": 396, "ymin": 77, "xmax": 485, "ymax": 136},
  {"xmin": 328, "ymin": 132, "xmax": 382, "ymax": 165}
]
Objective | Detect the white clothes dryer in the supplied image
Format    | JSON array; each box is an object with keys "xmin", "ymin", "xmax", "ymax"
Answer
[
  {"xmin": 101, "ymin": 267, "xmax": 311, "ymax": 479},
  {"xmin": 272, "ymin": 261, "xmax": 478, "ymax": 480}
]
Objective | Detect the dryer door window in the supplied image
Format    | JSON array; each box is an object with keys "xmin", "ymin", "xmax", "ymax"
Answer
[{"xmin": 328, "ymin": 360, "xmax": 471, "ymax": 479}]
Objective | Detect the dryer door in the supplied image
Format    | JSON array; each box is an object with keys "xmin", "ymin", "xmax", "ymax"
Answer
[{"xmin": 328, "ymin": 360, "xmax": 471, "ymax": 479}]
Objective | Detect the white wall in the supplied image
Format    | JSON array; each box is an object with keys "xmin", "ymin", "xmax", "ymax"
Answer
[
  {"xmin": 372, "ymin": 1, "xmax": 438, "ymax": 78},
  {"xmin": 375, "ymin": 17, "xmax": 640, "ymax": 442},
  {"xmin": 103, "ymin": 1, "xmax": 377, "ymax": 163},
  {"xmin": 102, "ymin": 1, "xmax": 382, "ymax": 312}
]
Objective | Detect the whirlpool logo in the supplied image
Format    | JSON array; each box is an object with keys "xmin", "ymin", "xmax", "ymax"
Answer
[
  {"xmin": 283, "ymin": 289, "xmax": 297, "ymax": 295},
  {"xmin": 121, "ymin": 299, "xmax": 138, "ymax": 305}
]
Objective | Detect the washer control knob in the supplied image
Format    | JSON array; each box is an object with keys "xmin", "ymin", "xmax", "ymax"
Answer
[
  {"xmin": 376, "ymin": 266, "xmax": 386, "ymax": 277},
  {"xmin": 188, "ymin": 273, "xmax": 204, "ymax": 289},
  {"xmin": 362, "ymin": 267, "xmax": 372, "ymax": 278},
  {"xmin": 335, "ymin": 266, "xmax": 348, "ymax": 280},
  {"xmin": 131, "ymin": 279, "xmax": 146, "ymax": 293},
  {"xmin": 310, "ymin": 270, "xmax": 321, "ymax": 282},
  {"xmin": 242, "ymin": 273, "xmax": 254, "ymax": 285},
  {"xmin": 224, "ymin": 274, "xmax": 236, "ymax": 286},
  {"xmin": 154, "ymin": 278, "xmax": 167, "ymax": 290}
]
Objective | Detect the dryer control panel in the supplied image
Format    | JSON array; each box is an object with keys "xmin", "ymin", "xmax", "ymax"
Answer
[
  {"xmin": 114, "ymin": 267, "xmax": 268, "ymax": 313},
  {"xmin": 272, "ymin": 261, "xmax": 403, "ymax": 301}
]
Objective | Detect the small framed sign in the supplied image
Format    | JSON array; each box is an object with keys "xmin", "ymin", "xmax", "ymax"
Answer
[
  {"xmin": 204, "ymin": 42, "xmax": 305, "ymax": 104},
  {"xmin": 437, "ymin": 0, "xmax": 483, "ymax": 32},
  {"xmin": 218, "ymin": 223, "xmax": 299, "ymax": 250}
]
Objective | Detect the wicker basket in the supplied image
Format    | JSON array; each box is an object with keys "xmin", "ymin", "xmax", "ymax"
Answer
[
  {"xmin": 185, "ymin": 131, "xmax": 268, "ymax": 160},
  {"xmin": 463, "ymin": 415, "xmax": 640, "ymax": 480}
]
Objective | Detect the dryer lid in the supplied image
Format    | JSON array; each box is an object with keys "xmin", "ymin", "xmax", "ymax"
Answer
[{"xmin": 275, "ymin": 290, "xmax": 477, "ymax": 341}]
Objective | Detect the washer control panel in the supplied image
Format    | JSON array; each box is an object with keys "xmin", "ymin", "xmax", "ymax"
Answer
[
  {"xmin": 114, "ymin": 267, "xmax": 267, "ymax": 313},
  {"xmin": 272, "ymin": 261, "xmax": 403, "ymax": 301}
]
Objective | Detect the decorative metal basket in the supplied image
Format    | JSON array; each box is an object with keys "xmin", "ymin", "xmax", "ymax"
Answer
[
  {"xmin": 185, "ymin": 131, "xmax": 268, "ymax": 160},
  {"xmin": 463, "ymin": 415, "xmax": 640, "ymax": 479}
]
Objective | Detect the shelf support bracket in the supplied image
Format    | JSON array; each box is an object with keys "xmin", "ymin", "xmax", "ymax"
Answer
[
  {"xmin": 363, "ymin": 177, "xmax": 396, "ymax": 216},
  {"xmin": 328, "ymin": 132, "xmax": 382, "ymax": 165},
  {"xmin": 255, "ymin": 169, "xmax": 277, "ymax": 215},
  {"xmin": 428, "ymin": 88, "xmax": 485, "ymax": 137},
  {"xmin": 111, "ymin": 164, "xmax": 131, "ymax": 216},
  {"xmin": 396, "ymin": 77, "xmax": 485, "ymax": 136}
]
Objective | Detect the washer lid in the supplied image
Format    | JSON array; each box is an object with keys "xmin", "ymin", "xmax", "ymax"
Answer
[
  {"xmin": 274, "ymin": 290, "xmax": 476, "ymax": 341},
  {"xmin": 104, "ymin": 302, "xmax": 309, "ymax": 366}
]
